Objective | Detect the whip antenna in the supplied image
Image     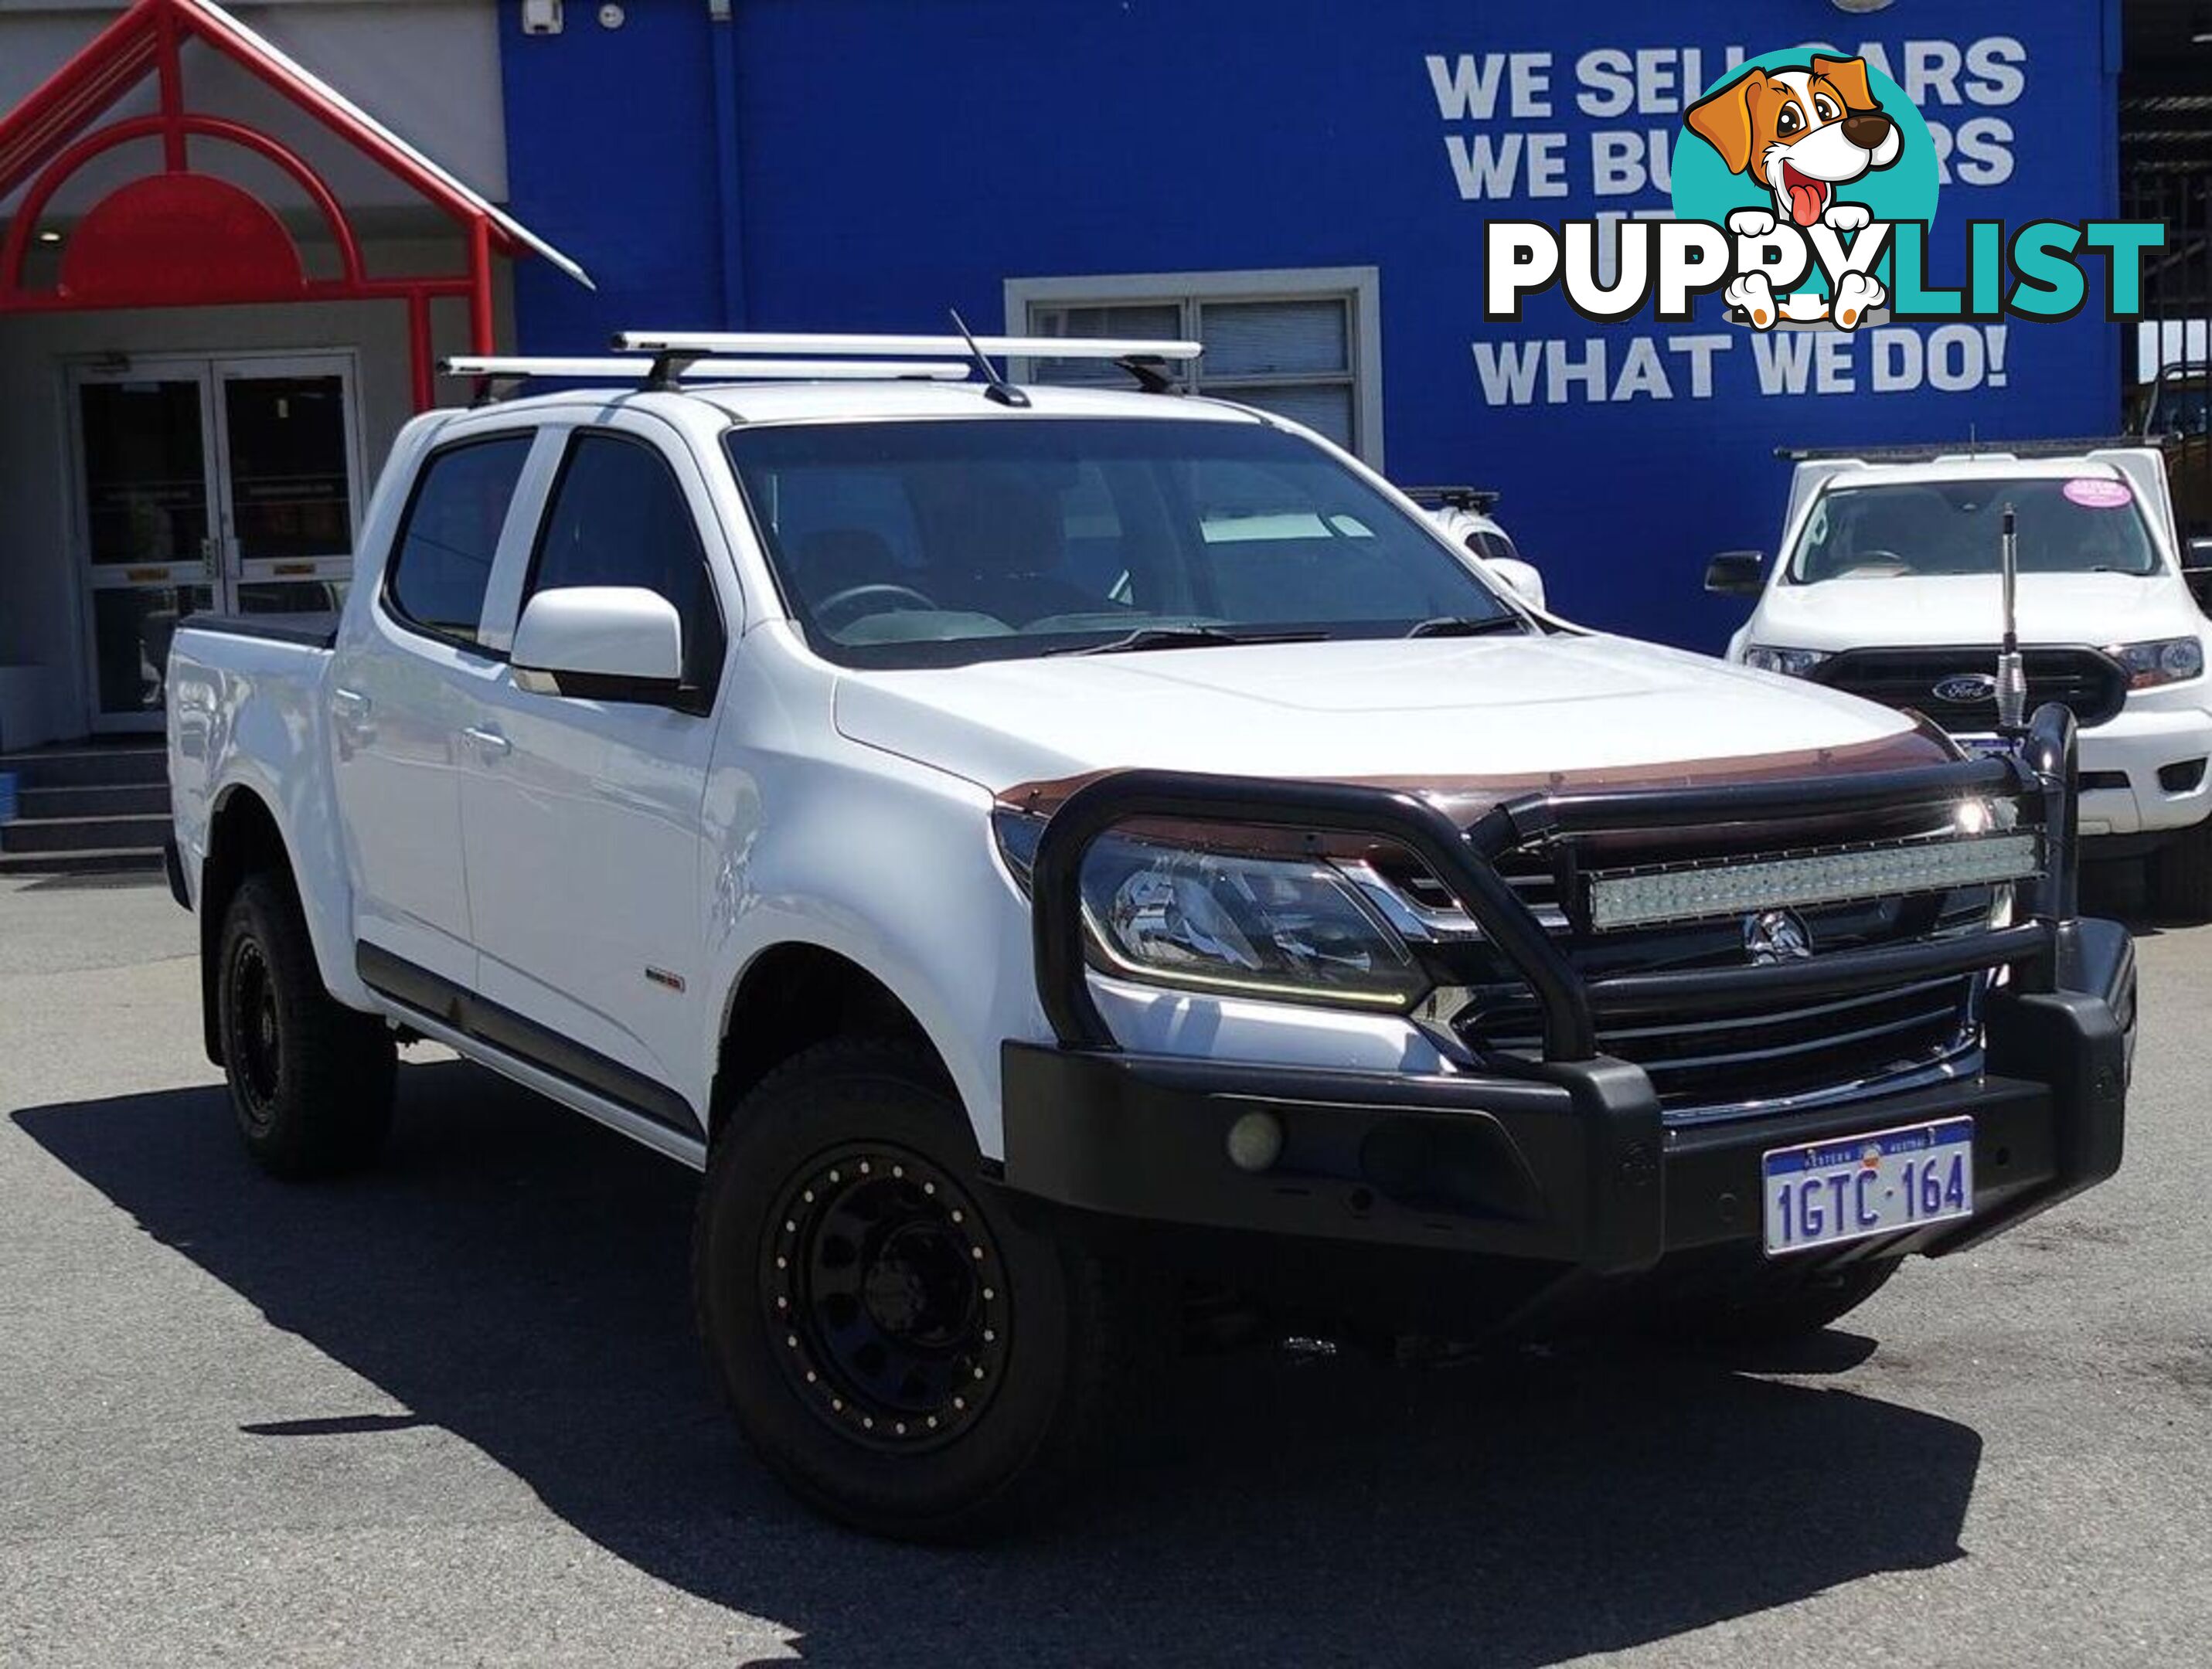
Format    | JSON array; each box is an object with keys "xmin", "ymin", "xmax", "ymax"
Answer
[{"xmin": 1996, "ymin": 502, "xmax": 2027, "ymax": 734}]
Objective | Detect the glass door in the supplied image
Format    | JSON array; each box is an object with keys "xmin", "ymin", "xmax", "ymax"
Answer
[
  {"xmin": 213, "ymin": 355, "xmax": 362, "ymax": 617},
  {"xmin": 73, "ymin": 367, "xmax": 220, "ymax": 726},
  {"xmin": 73, "ymin": 353, "xmax": 362, "ymax": 729}
]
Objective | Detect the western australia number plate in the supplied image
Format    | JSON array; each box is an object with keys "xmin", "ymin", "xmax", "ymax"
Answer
[{"xmin": 1762, "ymin": 1117, "xmax": 1974, "ymax": 1256}]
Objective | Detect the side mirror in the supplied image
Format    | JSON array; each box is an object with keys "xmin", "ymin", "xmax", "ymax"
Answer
[
  {"xmin": 511, "ymin": 585, "xmax": 684, "ymax": 701},
  {"xmin": 1485, "ymin": 556, "xmax": 1547, "ymax": 610},
  {"xmin": 1705, "ymin": 551, "xmax": 1765, "ymax": 597}
]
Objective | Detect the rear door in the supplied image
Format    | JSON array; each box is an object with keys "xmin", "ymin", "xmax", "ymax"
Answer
[
  {"xmin": 456, "ymin": 416, "xmax": 733, "ymax": 1130},
  {"xmin": 329, "ymin": 426, "xmax": 547, "ymax": 991}
]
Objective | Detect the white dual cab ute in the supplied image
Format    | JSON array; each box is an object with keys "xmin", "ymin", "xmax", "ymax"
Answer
[
  {"xmin": 1708, "ymin": 440, "xmax": 2212, "ymax": 917},
  {"xmin": 167, "ymin": 330, "xmax": 2132, "ymax": 1540}
]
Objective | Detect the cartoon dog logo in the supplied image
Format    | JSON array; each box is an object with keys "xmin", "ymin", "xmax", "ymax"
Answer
[{"xmin": 1685, "ymin": 55, "xmax": 1901, "ymax": 330}]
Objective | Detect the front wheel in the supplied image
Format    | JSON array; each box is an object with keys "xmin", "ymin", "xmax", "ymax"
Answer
[{"xmin": 694, "ymin": 1038, "xmax": 1138, "ymax": 1541}]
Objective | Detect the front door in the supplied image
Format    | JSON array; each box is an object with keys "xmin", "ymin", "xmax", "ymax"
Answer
[
  {"xmin": 459, "ymin": 420, "xmax": 729, "ymax": 1129},
  {"xmin": 72, "ymin": 353, "xmax": 362, "ymax": 731}
]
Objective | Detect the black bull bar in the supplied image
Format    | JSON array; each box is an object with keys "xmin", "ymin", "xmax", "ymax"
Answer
[
  {"xmin": 1004, "ymin": 704, "xmax": 2131, "ymax": 1278},
  {"xmin": 1031, "ymin": 705, "xmax": 2086, "ymax": 1058}
]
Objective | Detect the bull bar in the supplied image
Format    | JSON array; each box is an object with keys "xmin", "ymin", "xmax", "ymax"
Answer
[{"xmin": 999, "ymin": 705, "xmax": 2131, "ymax": 1280}]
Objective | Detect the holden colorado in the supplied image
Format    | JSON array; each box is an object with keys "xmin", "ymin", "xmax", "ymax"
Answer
[{"xmin": 166, "ymin": 331, "xmax": 2132, "ymax": 1540}]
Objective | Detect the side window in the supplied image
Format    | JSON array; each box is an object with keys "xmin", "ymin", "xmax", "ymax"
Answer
[
  {"xmin": 527, "ymin": 433, "xmax": 727, "ymax": 694},
  {"xmin": 385, "ymin": 436, "xmax": 533, "ymax": 647}
]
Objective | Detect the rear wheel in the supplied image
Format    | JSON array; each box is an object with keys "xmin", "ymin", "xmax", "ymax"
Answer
[
  {"xmin": 2149, "ymin": 814, "xmax": 2212, "ymax": 921},
  {"xmin": 216, "ymin": 874, "xmax": 396, "ymax": 1178},
  {"xmin": 695, "ymin": 1038, "xmax": 1138, "ymax": 1541}
]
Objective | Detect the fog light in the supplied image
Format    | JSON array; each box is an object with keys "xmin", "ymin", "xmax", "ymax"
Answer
[
  {"xmin": 2159, "ymin": 757, "xmax": 2207, "ymax": 795},
  {"xmin": 1226, "ymin": 1111, "xmax": 1284, "ymax": 1173}
]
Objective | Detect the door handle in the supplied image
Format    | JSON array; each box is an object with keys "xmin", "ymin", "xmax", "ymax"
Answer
[
  {"xmin": 462, "ymin": 725, "xmax": 512, "ymax": 760},
  {"xmin": 332, "ymin": 687, "xmax": 371, "ymax": 719}
]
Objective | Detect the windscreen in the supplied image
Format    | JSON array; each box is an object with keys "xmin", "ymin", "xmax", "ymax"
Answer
[
  {"xmin": 1788, "ymin": 478, "xmax": 2161, "ymax": 583},
  {"xmin": 723, "ymin": 417, "xmax": 1517, "ymax": 667}
]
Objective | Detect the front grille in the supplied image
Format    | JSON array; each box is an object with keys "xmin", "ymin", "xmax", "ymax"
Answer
[
  {"xmin": 1458, "ymin": 974, "xmax": 1978, "ymax": 1115},
  {"xmin": 1413, "ymin": 815, "xmax": 2006, "ymax": 1120},
  {"xmin": 1814, "ymin": 644, "xmax": 2126, "ymax": 730}
]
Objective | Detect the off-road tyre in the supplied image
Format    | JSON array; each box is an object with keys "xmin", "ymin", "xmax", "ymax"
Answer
[
  {"xmin": 694, "ymin": 1037, "xmax": 1139, "ymax": 1541},
  {"xmin": 2149, "ymin": 815, "xmax": 2212, "ymax": 922},
  {"xmin": 216, "ymin": 873, "xmax": 396, "ymax": 1178}
]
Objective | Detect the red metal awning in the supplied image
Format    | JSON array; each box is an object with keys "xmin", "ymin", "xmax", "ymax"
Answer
[{"xmin": 0, "ymin": 0, "xmax": 590, "ymax": 409}]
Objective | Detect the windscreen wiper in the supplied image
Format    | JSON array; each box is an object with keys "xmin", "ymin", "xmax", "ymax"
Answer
[
  {"xmin": 1046, "ymin": 625, "xmax": 1329, "ymax": 657},
  {"xmin": 1404, "ymin": 614, "xmax": 1530, "ymax": 638}
]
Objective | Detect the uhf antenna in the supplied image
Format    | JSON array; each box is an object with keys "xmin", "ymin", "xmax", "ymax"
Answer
[
  {"xmin": 948, "ymin": 308, "xmax": 1029, "ymax": 408},
  {"xmin": 1996, "ymin": 502, "xmax": 2027, "ymax": 733}
]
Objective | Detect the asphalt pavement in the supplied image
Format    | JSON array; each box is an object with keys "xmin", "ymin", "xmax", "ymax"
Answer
[{"xmin": 2, "ymin": 868, "xmax": 2207, "ymax": 1667}]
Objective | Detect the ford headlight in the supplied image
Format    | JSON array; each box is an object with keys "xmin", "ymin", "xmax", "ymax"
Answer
[
  {"xmin": 1743, "ymin": 645, "xmax": 1832, "ymax": 678},
  {"xmin": 1078, "ymin": 834, "xmax": 1426, "ymax": 1009},
  {"xmin": 2105, "ymin": 637, "xmax": 2204, "ymax": 690}
]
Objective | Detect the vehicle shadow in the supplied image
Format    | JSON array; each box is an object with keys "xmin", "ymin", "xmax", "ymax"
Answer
[{"xmin": 15, "ymin": 1061, "xmax": 1982, "ymax": 1668}]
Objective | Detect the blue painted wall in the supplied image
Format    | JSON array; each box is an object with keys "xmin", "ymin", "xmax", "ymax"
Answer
[{"xmin": 502, "ymin": 0, "xmax": 2124, "ymax": 651}]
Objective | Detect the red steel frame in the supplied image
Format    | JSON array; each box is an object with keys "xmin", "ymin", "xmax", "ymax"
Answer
[{"xmin": 0, "ymin": 0, "xmax": 541, "ymax": 409}]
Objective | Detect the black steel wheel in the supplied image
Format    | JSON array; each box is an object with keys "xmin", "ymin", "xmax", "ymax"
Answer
[
  {"xmin": 224, "ymin": 934, "xmax": 284, "ymax": 1138},
  {"xmin": 216, "ymin": 873, "xmax": 396, "ymax": 1178},
  {"xmin": 696, "ymin": 1037, "xmax": 1142, "ymax": 1541},
  {"xmin": 763, "ymin": 1143, "xmax": 1011, "ymax": 1451}
]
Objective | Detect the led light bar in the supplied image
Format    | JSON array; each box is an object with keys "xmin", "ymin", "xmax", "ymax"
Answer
[{"xmin": 1585, "ymin": 833, "xmax": 2042, "ymax": 933}]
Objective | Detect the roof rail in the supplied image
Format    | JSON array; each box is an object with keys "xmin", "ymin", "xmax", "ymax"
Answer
[{"xmin": 1775, "ymin": 436, "xmax": 2151, "ymax": 463}]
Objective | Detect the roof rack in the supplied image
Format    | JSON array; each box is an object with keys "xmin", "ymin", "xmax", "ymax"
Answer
[
  {"xmin": 611, "ymin": 329, "xmax": 1203, "ymax": 362},
  {"xmin": 1775, "ymin": 437, "xmax": 2152, "ymax": 463},
  {"xmin": 441, "ymin": 327, "xmax": 1205, "ymax": 401},
  {"xmin": 443, "ymin": 355, "xmax": 971, "ymax": 389},
  {"xmin": 1403, "ymin": 484, "xmax": 1501, "ymax": 513}
]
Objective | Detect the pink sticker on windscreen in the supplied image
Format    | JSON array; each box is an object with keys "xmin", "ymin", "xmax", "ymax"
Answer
[{"xmin": 2063, "ymin": 478, "xmax": 2133, "ymax": 509}]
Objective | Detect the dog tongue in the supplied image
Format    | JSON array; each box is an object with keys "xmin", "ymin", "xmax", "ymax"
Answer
[{"xmin": 1788, "ymin": 179, "xmax": 1825, "ymax": 226}]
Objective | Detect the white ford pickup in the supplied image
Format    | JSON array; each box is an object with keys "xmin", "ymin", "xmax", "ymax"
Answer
[
  {"xmin": 167, "ymin": 331, "xmax": 2132, "ymax": 1540},
  {"xmin": 1709, "ymin": 443, "xmax": 2212, "ymax": 916}
]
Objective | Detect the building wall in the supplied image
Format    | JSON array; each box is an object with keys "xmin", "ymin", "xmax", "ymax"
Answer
[{"xmin": 503, "ymin": 0, "xmax": 2125, "ymax": 653}]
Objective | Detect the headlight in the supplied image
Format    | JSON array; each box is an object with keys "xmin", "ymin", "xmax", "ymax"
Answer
[
  {"xmin": 1743, "ymin": 645, "xmax": 1832, "ymax": 678},
  {"xmin": 1079, "ymin": 834, "xmax": 1426, "ymax": 1009},
  {"xmin": 2105, "ymin": 637, "xmax": 2204, "ymax": 689}
]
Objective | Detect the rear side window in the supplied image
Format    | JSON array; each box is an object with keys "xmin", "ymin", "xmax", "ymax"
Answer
[
  {"xmin": 526, "ymin": 433, "xmax": 727, "ymax": 693},
  {"xmin": 385, "ymin": 436, "xmax": 533, "ymax": 646}
]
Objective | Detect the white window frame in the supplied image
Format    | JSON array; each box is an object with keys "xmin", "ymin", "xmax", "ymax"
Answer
[{"xmin": 1002, "ymin": 267, "xmax": 1384, "ymax": 468}]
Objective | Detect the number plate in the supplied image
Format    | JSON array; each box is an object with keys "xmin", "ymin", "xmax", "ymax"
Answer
[
  {"xmin": 1761, "ymin": 1117, "xmax": 1974, "ymax": 1256},
  {"xmin": 1955, "ymin": 734, "xmax": 2013, "ymax": 758}
]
